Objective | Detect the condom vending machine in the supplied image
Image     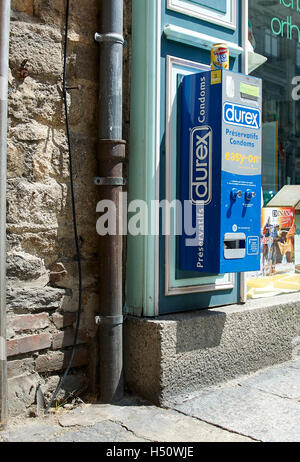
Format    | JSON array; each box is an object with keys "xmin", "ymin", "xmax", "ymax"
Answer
[{"xmin": 180, "ymin": 69, "xmax": 262, "ymax": 274}]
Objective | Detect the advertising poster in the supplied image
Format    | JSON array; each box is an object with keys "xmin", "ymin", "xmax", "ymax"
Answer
[{"xmin": 246, "ymin": 207, "xmax": 300, "ymax": 299}]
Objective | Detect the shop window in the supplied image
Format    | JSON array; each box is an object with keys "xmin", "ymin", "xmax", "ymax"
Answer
[{"xmin": 246, "ymin": 1, "xmax": 300, "ymax": 298}]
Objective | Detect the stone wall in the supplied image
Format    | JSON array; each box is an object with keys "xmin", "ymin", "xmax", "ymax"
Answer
[{"xmin": 6, "ymin": 0, "xmax": 105, "ymax": 416}]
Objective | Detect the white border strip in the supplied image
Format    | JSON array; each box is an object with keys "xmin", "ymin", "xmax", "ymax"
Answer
[
  {"xmin": 240, "ymin": 0, "xmax": 249, "ymax": 303},
  {"xmin": 167, "ymin": 0, "xmax": 237, "ymax": 30},
  {"xmin": 164, "ymin": 24, "xmax": 243, "ymax": 57},
  {"xmin": 154, "ymin": 0, "xmax": 161, "ymax": 315}
]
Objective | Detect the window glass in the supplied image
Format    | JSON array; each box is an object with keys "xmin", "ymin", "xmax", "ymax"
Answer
[
  {"xmin": 249, "ymin": 0, "xmax": 300, "ymax": 198},
  {"xmin": 246, "ymin": 0, "xmax": 300, "ymax": 298}
]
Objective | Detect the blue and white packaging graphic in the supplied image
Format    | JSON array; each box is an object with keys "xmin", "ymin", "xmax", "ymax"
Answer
[{"xmin": 180, "ymin": 69, "xmax": 262, "ymax": 274}]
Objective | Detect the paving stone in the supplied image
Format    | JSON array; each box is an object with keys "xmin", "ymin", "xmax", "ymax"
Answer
[
  {"xmin": 0, "ymin": 424, "xmax": 61, "ymax": 442},
  {"xmin": 50, "ymin": 421, "xmax": 148, "ymax": 443},
  {"xmin": 2, "ymin": 361, "xmax": 300, "ymax": 443},
  {"xmin": 288, "ymin": 359, "xmax": 300, "ymax": 369},
  {"xmin": 58, "ymin": 396, "xmax": 146, "ymax": 427},
  {"xmin": 174, "ymin": 385, "xmax": 300, "ymax": 442},
  {"xmin": 116, "ymin": 408, "xmax": 250, "ymax": 442},
  {"xmin": 240, "ymin": 361, "xmax": 300, "ymax": 400},
  {"xmin": 58, "ymin": 399, "xmax": 251, "ymax": 442}
]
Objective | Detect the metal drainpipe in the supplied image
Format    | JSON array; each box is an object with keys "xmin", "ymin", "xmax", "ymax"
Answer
[
  {"xmin": 0, "ymin": 0, "xmax": 10, "ymax": 430},
  {"xmin": 94, "ymin": 0, "xmax": 125, "ymax": 402}
]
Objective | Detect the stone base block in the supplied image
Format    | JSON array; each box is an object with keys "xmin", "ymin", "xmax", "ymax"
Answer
[{"xmin": 124, "ymin": 294, "xmax": 300, "ymax": 406}]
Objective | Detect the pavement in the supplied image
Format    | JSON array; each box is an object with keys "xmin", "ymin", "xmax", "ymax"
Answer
[{"xmin": 1, "ymin": 359, "xmax": 300, "ymax": 443}]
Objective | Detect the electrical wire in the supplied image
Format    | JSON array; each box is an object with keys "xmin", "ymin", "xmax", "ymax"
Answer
[{"xmin": 45, "ymin": 0, "xmax": 83, "ymax": 413}]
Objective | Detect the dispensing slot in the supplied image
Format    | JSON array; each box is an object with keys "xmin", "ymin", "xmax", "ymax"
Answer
[
  {"xmin": 224, "ymin": 233, "xmax": 246, "ymax": 259},
  {"xmin": 240, "ymin": 82, "xmax": 259, "ymax": 101}
]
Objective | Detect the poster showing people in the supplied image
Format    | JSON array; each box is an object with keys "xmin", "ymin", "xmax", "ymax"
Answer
[{"xmin": 247, "ymin": 207, "xmax": 300, "ymax": 299}]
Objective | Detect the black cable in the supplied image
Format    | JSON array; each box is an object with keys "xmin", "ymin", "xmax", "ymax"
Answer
[{"xmin": 45, "ymin": 0, "xmax": 83, "ymax": 413}]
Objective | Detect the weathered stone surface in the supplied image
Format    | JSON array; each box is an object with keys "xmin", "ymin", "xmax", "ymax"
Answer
[
  {"xmin": 41, "ymin": 373, "xmax": 88, "ymax": 402},
  {"xmin": 240, "ymin": 360, "xmax": 300, "ymax": 400},
  {"xmin": 9, "ymin": 78, "xmax": 64, "ymax": 126},
  {"xmin": 7, "ymin": 358, "xmax": 35, "ymax": 379},
  {"xmin": 51, "ymin": 312, "xmax": 76, "ymax": 329},
  {"xmin": 34, "ymin": 131, "xmax": 69, "ymax": 181},
  {"xmin": 7, "ymin": 333, "xmax": 52, "ymax": 357},
  {"xmin": 7, "ymin": 178, "xmax": 66, "ymax": 233},
  {"xmin": 52, "ymin": 328, "xmax": 88, "ymax": 350},
  {"xmin": 6, "ymin": 139, "xmax": 26, "ymax": 179},
  {"xmin": 72, "ymin": 44, "xmax": 98, "ymax": 82},
  {"xmin": 9, "ymin": 22, "xmax": 62, "ymax": 79},
  {"xmin": 60, "ymin": 288, "xmax": 84, "ymax": 313},
  {"xmin": 51, "ymin": 421, "xmax": 148, "ymax": 443},
  {"xmin": 6, "ymin": 286, "xmax": 66, "ymax": 313},
  {"xmin": 6, "ymin": 251, "xmax": 47, "ymax": 281},
  {"xmin": 11, "ymin": 0, "xmax": 34, "ymax": 15},
  {"xmin": 9, "ymin": 120, "xmax": 49, "ymax": 142},
  {"xmin": 20, "ymin": 231, "xmax": 59, "ymax": 260},
  {"xmin": 58, "ymin": 402, "xmax": 251, "ymax": 442},
  {"xmin": 8, "ymin": 373, "xmax": 40, "ymax": 416},
  {"xmin": 49, "ymin": 263, "xmax": 68, "ymax": 285},
  {"xmin": 67, "ymin": 86, "xmax": 97, "ymax": 135},
  {"xmin": 50, "ymin": 260, "xmax": 99, "ymax": 290},
  {"xmin": 33, "ymin": 0, "xmax": 99, "ymax": 35},
  {"xmin": 35, "ymin": 347, "xmax": 89, "ymax": 373},
  {"xmin": 174, "ymin": 383, "xmax": 300, "ymax": 442},
  {"xmin": 1, "ymin": 423, "xmax": 62, "ymax": 442},
  {"xmin": 7, "ymin": 313, "xmax": 49, "ymax": 335}
]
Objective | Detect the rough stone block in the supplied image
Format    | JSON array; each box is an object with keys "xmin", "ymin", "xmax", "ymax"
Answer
[
  {"xmin": 9, "ymin": 120, "xmax": 49, "ymax": 142},
  {"xmin": 7, "ymin": 313, "xmax": 49, "ymax": 333},
  {"xmin": 124, "ymin": 294, "xmax": 300, "ymax": 406},
  {"xmin": 49, "ymin": 262, "xmax": 67, "ymax": 286},
  {"xmin": 33, "ymin": 131, "xmax": 69, "ymax": 181},
  {"xmin": 52, "ymin": 328, "xmax": 88, "ymax": 350},
  {"xmin": 51, "ymin": 312, "xmax": 76, "ymax": 329},
  {"xmin": 6, "ymin": 251, "xmax": 47, "ymax": 281},
  {"xmin": 72, "ymin": 43, "xmax": 98, "ymax": 82},
  {"xmin": 9, "ymin": 22, "xmax": 62, "ymax": 79},
  {"xmin": 35, "ymin": 347, "xmax": 89, "ymax": 373},
  {"xmin": 7, "ymin": 178, "xmax": 65, "ymax": 233},
  {"xmin": 50, "ymin": 260, "xmax": 99, "ymax": 290},
  {"xmin": 20, "ymin": 230, "xmax": 58, "ymax": 259},
  {"xmin": 6, "ymin": 139, "xmax": 26, "ymax": 179},
  {"xmin": 6, "ymin": 286, "xmax": 66, "ymax": 313},
  {"xmin": 41, "ymin": 373, "xmax": 88, "ymax": 402},
  {"xmin": 7, "ymin": 333, "xmax": 52, "ymax": 357},
  {"xmin": 11, "ymin": 0, "xmax": 34, "ymax": 15},
  {"xmin": 7, "ymin": 358, "xmax": 35, "ymax": 379},
  {"xmin": 9, "ymin": 78, "xmax": 64, "ymax": 126},
  {"xmin": 34, "ymin": 0, "xmax": 99, "ymax": 34},
  {"xmin": 8, "ymin": 373, "xmax": 40, "ymax": 416}
]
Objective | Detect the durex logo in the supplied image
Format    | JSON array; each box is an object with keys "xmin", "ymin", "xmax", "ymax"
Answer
[
  {"xmin": 190, "ymin": 126, "xmax": 212, "ymax": 205},
  {"xmin": 223, "ymin": 102, "xmax": 261, "ymax": 129}
]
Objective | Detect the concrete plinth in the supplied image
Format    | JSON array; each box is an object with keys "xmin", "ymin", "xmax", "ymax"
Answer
[{"xmin": 124, "ymin": 294, "xmax": 300, "ymax": 406}]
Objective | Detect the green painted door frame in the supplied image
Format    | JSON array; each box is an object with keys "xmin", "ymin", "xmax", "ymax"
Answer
[{"xmin": 126, "ymin": 0, "xmax": 249, "ymax": 316}]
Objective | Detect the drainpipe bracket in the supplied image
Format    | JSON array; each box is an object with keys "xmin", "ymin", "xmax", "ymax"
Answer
[
  {"xmin": 94, "ymin": 32, "xmax": 125, "ymax": 46},
  {"xmin": 95, "ymin": 315, "xmax": 124, "ymax": 326},
  {"xmin": 94, "ymin": 177, "xmax": 126, "ymax": 186}
]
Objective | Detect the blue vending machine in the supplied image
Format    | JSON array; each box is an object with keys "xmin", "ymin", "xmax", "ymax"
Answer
[{"xmin": 180, "ymin": 69, "xmax": 262, "ymax": 274}]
